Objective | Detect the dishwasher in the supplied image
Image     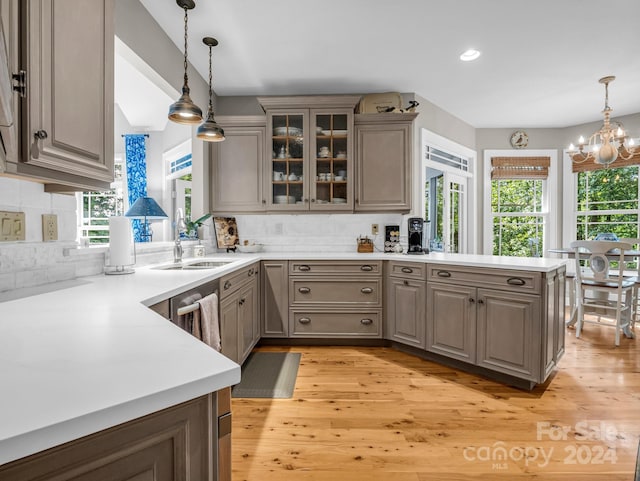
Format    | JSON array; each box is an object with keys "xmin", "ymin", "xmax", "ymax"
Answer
[{"xmin": 150, "ymin": 278, "xmax": 231, "ymax": 481}]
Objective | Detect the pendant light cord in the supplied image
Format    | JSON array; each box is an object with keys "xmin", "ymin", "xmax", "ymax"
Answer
[
  {"xmin": 208, "ymin": 45, "xmax": 213, "ymax": 112},
  {"xmin": 182, "ymin": 7, "xmax": 189, "ymax": 88}
]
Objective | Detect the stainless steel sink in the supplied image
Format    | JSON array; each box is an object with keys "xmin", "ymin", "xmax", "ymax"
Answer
[{"xmin": 152, "ymin": 260, "xmax": 232, "ymax": 271}]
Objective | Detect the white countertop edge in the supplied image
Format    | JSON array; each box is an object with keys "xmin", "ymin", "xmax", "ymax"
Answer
[{"xmin": 0, "ymin": 367, "xmax": 240, "ymax": 466}]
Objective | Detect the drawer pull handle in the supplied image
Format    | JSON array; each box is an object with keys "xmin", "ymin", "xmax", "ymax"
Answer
[
  {"xmin": 360, "ymin": 318, "xmax": 373, "ymax": 325},
  {"xmin": 507, "ymin": 277, "xmax": 526, "ymax": 286},
  {"xmin": 361, "ymin": 287, "xmax": 374, "ymax": 294},
  {"xmin": 298, "ymin": 265, "xmax": 311, "ymax": 272},
  {"xmin": 401, "ymin": 267, "xmax": 414, "ymax": 274},
  {"xmin": 437, "ymin": 270, "xmax": 451, "ymax": 278},
  {"xmin": 360, "ymin": 265, "xmax": 373, "ymax": 271},
  {"xmin": 298, "ymin": 317, "xmax": 311, "ymax": 324},
  {"xmin": 224, "ymin": 280, "xmax": 231, "ymax": 290},
  {"xmin": 298, "ymin": 287, "xmax": 311, "ymax": 294}
]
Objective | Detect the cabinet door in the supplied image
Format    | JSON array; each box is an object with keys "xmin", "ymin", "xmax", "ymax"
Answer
[
  {"xmin": 476, "ymin": 289, "xmax": 541, "ymax": 381},
  {"xmin": 386, "ymin": 277, "xmax": 425, "ymax": 348},
  {"xmin": 219, "ymin": 295, "xmax": 239, "ymax": 364},
  {"xmin": 426, "ymin": 283, "xmax": 476, "ymax": 363},
  {"xmin": 354, "ymin": 114, "xmax": 414, "ymax": 212},
  {"xmin": 21, "ymin": 0, "xmax": 114, "ymax": 188},
  {"xmin": 310, "ymin": 109, "xmax": 353, "ymax": 210},
  {"xmin": 261, "ymin": 260, "xmax": 289, "ymax": 337},
  {"xmin": 266, "ymin": 110, "xmax": 309, "ymax": 210},
  {"xmin": 211, "ymin": 120, "xmax": 266, "ymax": 213},
  {"xmin": 239, "ymin": 281, "xmax": 258, "ymax": 363}
]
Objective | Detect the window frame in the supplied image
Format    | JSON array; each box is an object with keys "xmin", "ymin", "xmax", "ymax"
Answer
[{"xmin": 483, "ymin": 149, "xmax": 558, "ymax": 256}]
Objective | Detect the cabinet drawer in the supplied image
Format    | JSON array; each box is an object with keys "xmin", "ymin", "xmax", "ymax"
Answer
[
  {"xmin": 289, "ymin": 309, "xmax": 382, "ymax": 337},
  {"xmin": 290, "ymin": 278, "xmax": 381, "ymax": 306},
  {"xmin": 387, "ymin": 261, "xmax": 426, "ymax": 280},
  {"xmin": 220, "ymin": 263, "xmax": 260, "ymax": 299},
  {"xmin": 426, "ymin": 264, "xmax": 541, "ymax": 295},
  {"xmin": 290, "ymin": 261, "xmax": 381, "ymax": 275}
]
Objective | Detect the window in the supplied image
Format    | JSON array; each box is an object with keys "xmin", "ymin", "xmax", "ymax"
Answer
[
  {"xmin": 484, "ymin": 150, "xmax": 558, "ymax": 256},
  {"xmin": 575, "ymin": 166, "xmax": 639, "ymax": 240},
  {"xmin": 77, "ymin": 160, "xmax": 125, "ymax": 243}
]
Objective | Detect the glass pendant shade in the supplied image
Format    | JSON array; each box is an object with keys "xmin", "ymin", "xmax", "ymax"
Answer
[{"xmin": 168, "ymin": 0, "xmax": 203, "ymax": 125}]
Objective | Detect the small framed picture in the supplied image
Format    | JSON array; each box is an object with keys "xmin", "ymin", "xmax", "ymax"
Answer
[{"xmin": 213, "ymin": 217, "xmax": 239, "ymax": 249}]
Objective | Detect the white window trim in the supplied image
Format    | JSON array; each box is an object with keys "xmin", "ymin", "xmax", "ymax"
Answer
[
  {"xmin": 483, "ymin": 149, "xmax": 558, "ymax": 256},
  {"xmin": 420, "ymin": 128, "xmax": 477, "ymax": 253}
]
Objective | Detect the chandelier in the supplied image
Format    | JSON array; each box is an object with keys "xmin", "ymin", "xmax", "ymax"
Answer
[{"xmin": 568, "ymin": 76, "xmax": 637, "ymax": 167}]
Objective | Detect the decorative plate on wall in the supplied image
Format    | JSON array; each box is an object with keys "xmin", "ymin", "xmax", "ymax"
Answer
[{"xmin": 510, "ymin": 130, "xmax": 529, "ymax": 149}]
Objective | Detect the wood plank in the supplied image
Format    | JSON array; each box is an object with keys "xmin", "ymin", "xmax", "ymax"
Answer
[{"xmin": 232, "ymin": 328, "xmax": 639, "ymax": 480}]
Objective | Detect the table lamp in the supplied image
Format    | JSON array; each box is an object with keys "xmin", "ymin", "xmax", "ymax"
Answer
[{"xmin": 124, "ymin": 196, "xmax": 168, "ymax": 242}]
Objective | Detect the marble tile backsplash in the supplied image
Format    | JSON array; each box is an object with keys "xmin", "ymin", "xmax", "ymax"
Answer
[{"xmin": 234, "ymin": 214, "xmax": 407, "ymax": 252}]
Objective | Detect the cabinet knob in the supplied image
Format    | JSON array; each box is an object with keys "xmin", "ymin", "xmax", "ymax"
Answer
[
  {"xmin": 298, "ymin": 317, "xmax": 311, "ymax": 324},
  {"xmin": 239, "ymin": 298, "xmax": 245, "ymax": 305},
  {"xmin": 469, "ymin": 297, "xmax": 475, "ymax": 303},
  {"xmin": 360, "ymin": 265, "xmax": 373, "ymax": 271},
  {"xmin": 401, "ymin": 267, "xmax": 413, "ymax": 274},
  {"xmin": 478, "ymin": 299, "xmax": 485, "ymax": 305},
  {"xmin": 262, "ymin": 199, "xmax": 266, "ymax": 204},
  {"xmin": 403, "ymin": 280, "xmax": 409, "ymax": 286},
  {"xmin": 224, "ymin": 280, "xmax": 231, "ymax": 290},
  {"xmin": 360, "ymin": 318, "xmax": 373, "ymax": 325},
  {"xmin": 34, "ymin": 130, "xmax": 48, "ymax": 140},
  {"xmin": 361, "ymin": 287, "xmax": 373, "ymax": 294},
  {"xmin": 311, "ymin": 198, "xmax": 316, "ymax": 203},
  {"xmin": 298, "ymin": 265, "xmax": 311, "ymax": 272},
  {"xmin": 248, "ymin": 268, "xmax": 254, "ymax": 276},
  {"xmin": 298, "ymin": 287, "xmax": 311, "ymax": 294}
]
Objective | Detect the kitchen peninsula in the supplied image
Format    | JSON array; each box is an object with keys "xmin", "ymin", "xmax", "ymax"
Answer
[{"xmin": 0, "ymin": 251, "xmax": 566, "ymax": 479}]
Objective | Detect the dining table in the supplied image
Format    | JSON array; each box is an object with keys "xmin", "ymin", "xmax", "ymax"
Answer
[{"xmin": 547, "ymin": 246, "xmax": 638, "ymax": 337}]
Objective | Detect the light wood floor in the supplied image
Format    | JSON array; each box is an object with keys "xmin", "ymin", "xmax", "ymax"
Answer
[{"xmin": 231, "ymin": 325, "xmax": 640, "ymax": 480}]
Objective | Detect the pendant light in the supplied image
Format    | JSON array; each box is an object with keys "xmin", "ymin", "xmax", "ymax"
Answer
[
  {"xmin": 168, "ymin": 0, "xmax": 203, "ymax": 125},
  {"xmin": 197, "ymin": 37, "xmax": 225, "ymax": 142}
]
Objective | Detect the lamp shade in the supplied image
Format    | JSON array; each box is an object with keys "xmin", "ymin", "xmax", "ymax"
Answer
[{"xmin": 125, "ymin": 197, "xmax": 168, "ymax": 219}]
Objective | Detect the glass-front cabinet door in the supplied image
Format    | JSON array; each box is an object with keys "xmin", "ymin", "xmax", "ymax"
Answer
[
  {"xmin": 267, "ymin": 110, "xmax": 308, "ymax": 210},
  {"xmin": 310, "ymin": 110, "xmax": 353, "ymax": 211},
  {"xmin": 261, "ymin": 96, "xmax": 359, "ymax": 211}
]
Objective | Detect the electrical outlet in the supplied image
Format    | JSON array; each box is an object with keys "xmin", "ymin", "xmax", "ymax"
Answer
[
  {"xmin": 371, "ymin": 224, "xmax": 379, "ymax": 235},
  {"xmin": 42, "ymin": 214, "xmax": 58, "ymax": 241}
]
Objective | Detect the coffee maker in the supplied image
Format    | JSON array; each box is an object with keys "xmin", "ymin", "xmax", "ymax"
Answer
[{"xmin": 407, "ymin": 217, "xmax": 428, "ymax": 254}]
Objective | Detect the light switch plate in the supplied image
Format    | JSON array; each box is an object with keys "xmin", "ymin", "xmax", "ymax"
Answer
[
  {"xmin": 0, "ymin": 211, "xmax": 25, "ymax": 241},
  {"xmin": 42, "ymin": 214, "xmax": 58, "ymax": 241}
]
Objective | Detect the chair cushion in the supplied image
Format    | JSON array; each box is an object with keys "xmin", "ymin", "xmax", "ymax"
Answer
[{"xmin": 581, "ymin": 278, "xmax": 636, "ymax": 289}]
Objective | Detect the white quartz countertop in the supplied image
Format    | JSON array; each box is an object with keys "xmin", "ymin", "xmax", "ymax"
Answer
[{"xmin": 0, "ymin": 250, "xmax": 565, "ymax": 466}]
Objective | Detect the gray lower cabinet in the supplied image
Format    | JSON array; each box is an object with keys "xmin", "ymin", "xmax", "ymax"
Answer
[
  {"xmin": 385, "ymin": 261, "xmax": 426, "ymax": 349},
  {"xmin": 0, "ymin": 391, "xmax": 228, "ymax": 481},
  {"xmin": 426, "ymin": 283, "xmax": 476, "ymax": 363},
  {"xmin": 220, "ymin": 262, "xmax": 260, "ymax": 364},
  {"xmin": 210, "ymin": 116, "xmax": 266, "ymax": 213},
  {"xmin": 261, "ymin": 260, "xmax": 289, "ymax": 337},
  {"xmin": 425, "ymin": 263, "xmax": 564, "ymax": 385},
  {"xmin": 288, "ymin": 260, "xmax": 383, "ymax": 338},
  {"xmin": 1, "ymin": 0, "xmax": 114, "ymax": 191}
]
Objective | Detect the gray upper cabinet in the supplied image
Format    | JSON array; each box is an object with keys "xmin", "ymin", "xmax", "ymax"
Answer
[
  {"xmin": 354, "ymin": 112, "xmax": 417, "ymax": 212},
  {"xmin": 210, "ymin": 116, "xmax": 266, "ymax": 214},
  {"xmin": 258, "ymin": 95, "xmax": 360, "ymax": 212},
  {"xmin": 3, "ymin": 0, "xmax": 115, "ymax": 192}
]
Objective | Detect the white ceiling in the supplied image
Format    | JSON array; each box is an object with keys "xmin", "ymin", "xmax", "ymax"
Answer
[{"xmin": 139, "ymin": 0, "xmax": 640, "ymax": 129}]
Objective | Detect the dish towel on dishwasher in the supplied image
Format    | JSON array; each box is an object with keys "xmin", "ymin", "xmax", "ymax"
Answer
[{"xmin": 199, "ymin": 292, "xmax": 221, "ymax": 352}]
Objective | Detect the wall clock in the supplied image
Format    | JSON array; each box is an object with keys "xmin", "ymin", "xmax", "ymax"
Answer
[{"xmin": 510, "ymin": 130, "xmax": 528, "ymax": 149}]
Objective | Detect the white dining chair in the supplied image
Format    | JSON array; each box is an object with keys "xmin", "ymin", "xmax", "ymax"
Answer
[
  {"xmin": 617, "ymin": 237, "xmax": 640, "ymax": 331},
  {"xmin": 570, "ymin": 240, "xmax": 635, "ymax": 346}
]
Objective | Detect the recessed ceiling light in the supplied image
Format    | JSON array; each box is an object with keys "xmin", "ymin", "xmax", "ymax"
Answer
[{"xmin": 460, "ymin": 49, "xmax": 481, "ymax": 62}]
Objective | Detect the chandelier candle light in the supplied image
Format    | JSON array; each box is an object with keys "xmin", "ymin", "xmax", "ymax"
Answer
[{"xmin": 568, "ymin": 76, "xmax": 637, "ymax": 167}]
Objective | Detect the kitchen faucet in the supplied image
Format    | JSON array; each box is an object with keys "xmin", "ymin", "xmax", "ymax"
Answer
[{"xmin": 174, "ymin": 208, "xmax": 187, "ymax": 263}]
